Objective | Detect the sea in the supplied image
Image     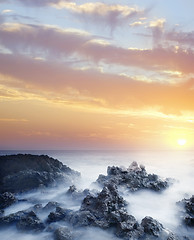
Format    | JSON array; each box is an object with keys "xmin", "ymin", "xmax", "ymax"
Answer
[{"xmin": 0, "ymin": 150, "xmax": 193, "ymax": 240}]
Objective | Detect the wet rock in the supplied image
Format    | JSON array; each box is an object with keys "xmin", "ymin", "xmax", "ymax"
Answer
[
  {"xmin": 0, "ymin": 154, "xmax": 80, "ymax": 193},
  {"xmin": 0, "ymin": 192, "xmax": 17, "ymax": 209},
  {"xmin": 54, "ymin": 227, "xmax": 73, "ymax": 240},
  {"xmin": 178, "ymin": 195, "xmax": 194, "ymax": 227},
  {"xmin": 96, "ymin": 161, "xmax": 169, "ymax": 192},
  {"xmin": 16, "ymin": 211, "xmax": 45, "ymax": 232}
]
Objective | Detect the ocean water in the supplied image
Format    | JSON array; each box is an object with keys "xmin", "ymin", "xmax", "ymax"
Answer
[{"xmin": 0, "ymin": 150, "xmax": 194, "ymax": 239}]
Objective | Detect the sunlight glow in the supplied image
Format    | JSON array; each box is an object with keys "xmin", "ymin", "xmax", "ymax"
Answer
[{"xmin": 177, "ymin": 139, "xmax": 187, "ymax": 146}]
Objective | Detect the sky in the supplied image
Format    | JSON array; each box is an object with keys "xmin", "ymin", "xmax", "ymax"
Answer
[{"xmin": 0, "ymin": 0, "xmax": 194, "ymax": 150}]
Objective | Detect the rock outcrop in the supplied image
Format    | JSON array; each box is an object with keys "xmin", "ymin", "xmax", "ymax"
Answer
[
  {"xmin": 0, "ymin": 192, "xmax": 17, "ymax": 210},
  {"xmin": 96, "ymin": 161, "xmax": 169, "ymax": 192},
  {"xmin": 0, "ymin": 154, "xmax": 80, "ymax": 193},
  {"xmin": 178, "ymin": 195, "xmax": 194, "ymax": 227}
]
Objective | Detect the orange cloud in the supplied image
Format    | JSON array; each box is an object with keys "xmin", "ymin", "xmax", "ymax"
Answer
[{"xmin": 1, "ymin": 52, "xmax": 194, "ymax": 115}]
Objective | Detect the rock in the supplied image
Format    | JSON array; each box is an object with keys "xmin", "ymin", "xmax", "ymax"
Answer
[
  {"xmin": 16, "ymin": 211, "xmax": 45, "ymax": 232},
  {"xmin": 80, "ymin": 183, "xmax": 144, "ymax": 239},
  {"xmin": 141, "ymin": 216, "xmax": 163, "ymax": 237},
  {"xmin": 96, "ymin": 161, "xmax": 169, "ymax": 192},
  {"xmin": 0, "ymin": 210, "xmax": 28, "ymax": 226},
  {"xmin": 47, "ymin": 207, "xmax": 73, "ymax": 223},
  {"xmin": 141, "ymin": 216, "xmax": 180, "ymax": 240},
  {"xmin": 178, "ymin": 195, "xmax": 194, "ymax": 227},
  {"xmin": 0, "ymin": 154, "xmax": 80, "ymax": 193},
  {"xmin": 68, "ymin": 210, "xmax": 98, "ymax": 227},
  {"xmin": 0, "ymin": 192, "xmax": 17, "ymax": 209},
  {"xmin": 66, "ymin": 185, "xmax": 90, "ymax": 201},
  {"xmin": 43, "ymin": 201, "xmax": 60, "ymax": 212},
  {"xmin": 54, "ymin": 227, "xmax": 73, "ymax": 240}
]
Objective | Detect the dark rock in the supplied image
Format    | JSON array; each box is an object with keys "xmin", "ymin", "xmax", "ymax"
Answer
[
  {"xmin": 47, "ymin": 207, "xmax": 73, "ymax": 223},
  {"xmin": 141, "ymin": 216, "xmax": 180, "ymax": 240},
  {"xmin": 141, "ymin": 216, "xmax": 163, "ymax": 237},
  {"xmin": 16, "ymin": 211, "xmax": 45, "ymax": 232},
  {"xmin": 0, "ymin": 210, "xmax": 28, "ymax": 226},
  {"xmin": 80, "ymin": 183, "xmax": 144, "ymax": 239},
  {"xmin": 43, "ymin": 201, "xmax": 60, "ymax": 212},
  {"xmin": 68, "ymin": 210, "xmax": 98, "ymax": 227},
  {"xmin": 0, "ymin": 192, "xmax": 17, "ymax": 209},
  {"xmin": 0, "ymin": 154, "xmax": 80, "ymax": 193},
  {"xmin": 66, "ymin": 185, "xmax": 90, "ymax": 202},
  {"xmin": 178, "ymin": 195, "xmax": 194, "ymax": 227},
  {"xmin": 54, "ymin": 227, "xmax": 73, "ymax": 240},
  {"xmin": 96, "ymin": 161, "xmax": 169, "ymax": 192}
]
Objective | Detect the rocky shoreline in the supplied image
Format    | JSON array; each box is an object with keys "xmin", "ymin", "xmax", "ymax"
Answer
[{"xmin": 0, "ymin": 154, "xmax": 193, "ymax": 240}]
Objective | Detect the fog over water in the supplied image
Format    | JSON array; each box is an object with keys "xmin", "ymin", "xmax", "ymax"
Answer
[{"xmin": 0, "ymin": 150, "xmax": 194, "ymax": 239}]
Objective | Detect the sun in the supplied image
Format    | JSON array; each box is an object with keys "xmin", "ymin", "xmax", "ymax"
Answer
[{"xmin": 177, "ymin": 139, "xmax": 187, "ymax": 146}]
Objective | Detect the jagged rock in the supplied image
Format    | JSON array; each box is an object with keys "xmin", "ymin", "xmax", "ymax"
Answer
[
  {"xmin": 54, "ymin": 227, "xmax": 73, "ymax": 240},
  {"xmin": 16, "ymin": 211, "xmax": 45, "ymax": 232},
  {"xmin": 0, "ymin": 210, "xmax": 28, "ymax": 226},
  {"xmin": 66, "ymin": 185, "xmax": 90, "ymax": 201},
  {"xmin": 178, "ymin": 195, "xmax": 194, "ymax": 227},
  {"xmin": 0, "ymin": 192, "xmax": 17, "ymax": 209},
  {"xmin": 0, "ymin": 154, "xmax": 80, "ymax": 193},
  {"xmin": 80, "ymin": 183, "xmax": 144, "ymax": 239},
  {"xmin": 96, "ymin": 161, "xmax": 169, "ymax": 192},
  {"xmin": 43, "ymin": 201, "xmax": 60, "ymax": 212},
  {"xmin": 141, "ymin": 216, "xmax": 180, "ymax": 240},
  {"xmin": 141, "ymin": 216, "xmax": 163, "ymax": 237},
  {"xmin": 47, "ymin": 207, "xmax": 73, "ymax": 223}
]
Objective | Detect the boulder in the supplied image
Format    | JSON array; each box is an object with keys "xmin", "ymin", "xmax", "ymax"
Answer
[
  {"xmin": 96, "ymin": 161, "xmax": 169, "ymax": 192},
  {"xmin": 54, "ymin": 227, "xmax": 73, "ymax": 240},
  {"xmin": 141, "ymin": 216, "xmax": 163, "ymax": 237},
  {"xmin": 47, "ymin": 207, "xmax": 73, "ymax": 223},
  {"xmin": 0, "ymin": 192, "xmax": 17, "ymax": 209},
  {"xmin": 0, "ymin": 154, "xmax": 80, "ymax": 193},
  {"xmin": 141, "ymin": 216, "xmax": 180, "ymax": 240},
  {"xmin": 16, "ymin": 211, "xmax": 45, "ymax": 232}
]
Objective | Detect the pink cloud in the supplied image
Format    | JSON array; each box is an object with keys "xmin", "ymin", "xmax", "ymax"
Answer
[{"xmin": 1, "ymin": 23, "xmax": 194, "ymax": 75}]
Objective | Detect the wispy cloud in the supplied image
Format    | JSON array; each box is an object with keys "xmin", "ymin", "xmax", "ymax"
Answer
[
  {"xmin": 0, "ymin": 22, "xmax": 194, "ymax": 76},
  {"xmin": 0, "ymin": 118, "xmax": 28, "ymax": 122},
  {"xmin": 52, "ymin": 2, "xmax": 145, "ymax": 32}
]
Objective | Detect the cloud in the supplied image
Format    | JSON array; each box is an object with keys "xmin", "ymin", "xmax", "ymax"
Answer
[
  {"xmin": 165, "ymin": 29, "xmax": 194, "ymax": 47},
  {"xmin": 1, "ymin": 22, "xmax": 194, "ymax": 76},
  {"xmin": 149, "ymin": 18, "xmax": 166, "ymax": 47},
  {"xmin": 0, "ymin": 23, "xmax": 92, "ymax": 56},
  {"xmin": 13, "ymin": 1, "xmax": 145, "ymax": 32},
  {"xmin": 53, "ymin": 2, "xmax": 145, "ymax": 32},
  {"xmin": 13, "ymin": 0, "xmax": 68, "ymax": 7},
  {"xmin": 1, "ymin": 9, "xmax": 13, "ymax": 14},
  {"xmin": 1, "ymin": 52, "xmax": 194, "ymax": 115}
]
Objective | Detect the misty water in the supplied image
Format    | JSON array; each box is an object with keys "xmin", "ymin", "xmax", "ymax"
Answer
[{"xmin": 0, "ymin": 150, "xmax": 193, "ymax": 239}]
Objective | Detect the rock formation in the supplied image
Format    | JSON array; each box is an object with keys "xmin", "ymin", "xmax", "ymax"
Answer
[
  {"xmin": 96, "ymin": 161, "xmax": 169, "ymax": 192},
  {"xmin": 0, "ymin": 154, "xmax": 80, "ymax": 193}
]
